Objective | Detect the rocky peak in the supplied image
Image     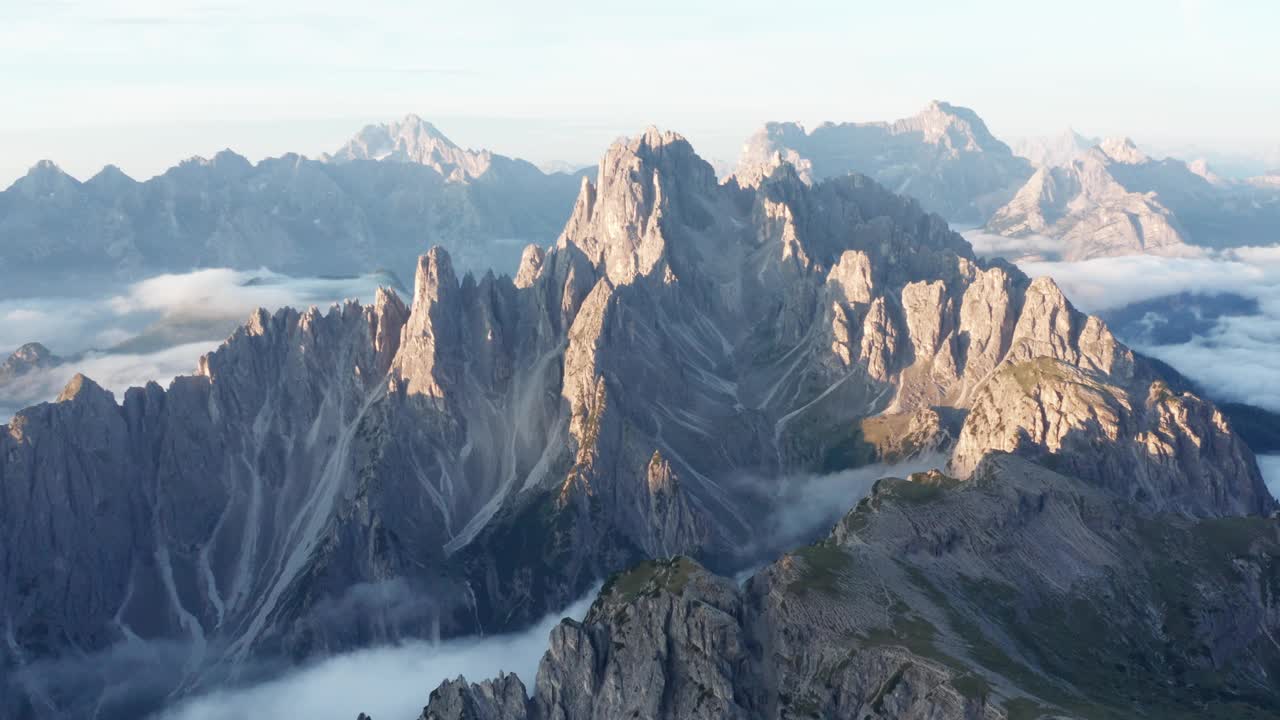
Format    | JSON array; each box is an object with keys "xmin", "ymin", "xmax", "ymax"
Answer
[
  {"xmin": 25, "ymin": 159, "xmax": 69, "ymax": 179},
  {"xmin": 825, "ymin": 250, "xmax": 875, "ymax": 305},
  {"xmin": 558, "ymin": 127, "xmax": 718, "ymax": 285},
  {"xmin": 987, "ymin": 136, "xmax": 1196, "ymax": 260},
  {"xmin": 372, "ymin": 286, "xmax": 410, "ymax": 374},
  {"xmin": 325, "ymin": 114, "xmax": 496, "ymax": 182},
  {"xmin": 55, "ymin": 373, "xmax": 114, "ymax": 406},
  {"xmin": 10, "ymin": 159, "xmax": 80, "ymax": 197},
  {"xmin": 1187, "ymin": 158, "xmax": 1226, "ymax": 186},
  {"xmin": 735, "ymin": 123, "xmax": 815, "ymax": 186},
  {"xmin": 391, "ymin": 247, "xmax": 463, "ymax": 398},
  {"xmin": 0, "ymin": 342, "xmax": 61, "ymax": 380},
  {"xmin": 514, "ymin": 244, "xmax": 546, "ymax": 288},
  {"xmin": 950, "ymin": 357, "xmax": 1273, "ymax": 518},
  {"xmin": 209, "ymin": 149, "xmax": 253, "ymax": 174},
  {"xmin": 904, "ymin": 99, "xmax": 1005, "ymax": 151},
  {"xmin": 419, "ymin": 673, "xmax": 529, "ymax": 720},
  {"xmin": 1096, "ymin": 136, "xmax": 1149, "ymax": 165},
  {"xmin": 412, "ymin": 246, "xmax": 460, "ymax": 308},
  {"xmin": 346, "ymin": 114, "xmax": 456, "ymax": 154},
  {"xmin": 85, "ymin": 163, "xmax": 138, "ymax": 191},
  {"xmin": 756, "ymin": 121, "xmax": 810, "ymax": 147},
  {"xmin": 1005, "ymin": 276, "xmax": 1131, "ymax": 376},
  {"xmin": 163, "ymin": 150, "xmax": 255, "ymax": 185},
  {"xmin": 389, "ymin": 113, "xmax": 453, "ymax": 144},
  {"xmin": 1059, "ymin": 126, "xmax": 1092, "ymax": 146}
]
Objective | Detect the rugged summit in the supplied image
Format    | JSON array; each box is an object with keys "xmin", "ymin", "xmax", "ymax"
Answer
[
  {"xmin": 323, "ymin": 114, "xmax": 549, "ymax": 185},
  {"xmin": 987, "ymin": 137, "xmax": 1280, "ymax": 259},
  {"xmin": 735, "ymin": 101, "xmax": 1034, "ymax": 223},
  {"xmin": 2, "ymin": 128, "xmax": 1269, "ymax": 719},
  {"xmin": 0, "ymin": 343, "xmax": 61, "ymax": 382},
  {"xmin": 0, "ymin": 121, "xmax": 584, "ymax": 297}
]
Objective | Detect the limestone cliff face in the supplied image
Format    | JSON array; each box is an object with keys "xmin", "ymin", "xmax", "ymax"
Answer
[
  {"xmin": 951, "ymin": 360, "xmax": 1272, "ymax": 517},
  {"xmin": 3, "ymin": 127, "xmax": 1268, "ymax": 720},
  {"xmin": 3, "ymin": 298, "xmax": 419, "ymax": 718},
  {"xmin": 391, "ymin": 248, "xmax": 464, "ymax": 399}
]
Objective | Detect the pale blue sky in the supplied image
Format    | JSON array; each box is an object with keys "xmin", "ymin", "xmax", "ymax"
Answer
[{"xmin": 2, "ymin": 0, "xmax": 1277, "ymax": 185}]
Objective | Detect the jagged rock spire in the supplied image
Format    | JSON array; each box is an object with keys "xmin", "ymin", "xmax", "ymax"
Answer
[
  {"xmin": 558, "ymin": 126, "xmax": 717, "ymax": 286},
  {"xmin": 391, "ymin": 246, "xmax": 462, "ymax": 398}
]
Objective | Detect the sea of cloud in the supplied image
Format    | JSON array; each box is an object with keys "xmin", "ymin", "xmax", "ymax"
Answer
[
  {"xmin": 0, "ymin": 268, "xmax": 397, "ymax": 419},
  {"xmin": 157, "ymin": 587, "xmax": 598, "ymax": 720},
  {"xmin": 961, "ymin": 228, "xmax": 1065, "ymax": 261}
]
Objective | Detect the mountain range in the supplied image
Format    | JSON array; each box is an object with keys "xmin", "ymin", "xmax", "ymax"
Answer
[
  {"xmin": 986, "ymin": 137, "xmax": 1280, "ymax": 260},
  {"xmin": 3, "ymin": 127, "xmax": 1277, "ymax": 719},
  {"xmin": 735, "ymin": 101, "xmax": 1034, "ymax": 225},
  {"xmin": 734, "ymin": 104, "xmax": 1280, "ymax": 261},
  {"xmin": 5, "ymin": 105, "xmax": 1279, "ymax": 300},
  {"xmin": 0, "ymin": 116, "xmax": 585, "ymax": 298}
]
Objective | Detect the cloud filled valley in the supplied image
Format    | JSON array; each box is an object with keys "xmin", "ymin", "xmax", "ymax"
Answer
[
  {"xmin": 155, "ymin": 587, "xmax": 599, "ymax": 720},
  {"xmin": 0, "ymin": 268, "xmax": 399, "ymax": 419}
]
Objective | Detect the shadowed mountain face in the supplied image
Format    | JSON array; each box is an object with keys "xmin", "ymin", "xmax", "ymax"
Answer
[
  {"xmin": 1, "ymin": 129, "xmax": 1272, "ymax": 720},
  {"xmin": 735, "ymin": 101, "xmax": 1034, "ymax": 225},
  {"xmin": 0, "ymin": 118, "xmax": 586, "ymax": 298},
  {"xmin": 424, "ymin": 455, "xmax": 1280, "ymax": 720}
]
